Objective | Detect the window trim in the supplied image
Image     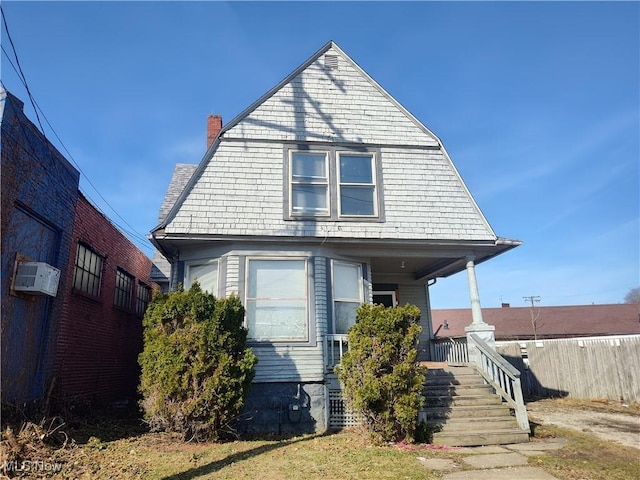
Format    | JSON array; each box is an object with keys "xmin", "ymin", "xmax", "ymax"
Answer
[
  {"xmin": 184, "ymin": 259, "xmax": 219, "ymax": 296},
  {"xmin": 331, "ymin": 260, "xmax": 364, "ymax": 334},
  {"xmin": 244, "ymin": 256, "xmax": 310, "ymax": 343},
  {"xmin": 283, "ymin": 145, "xmax": 384, "ymax": 222},
  {"xmin": 72, "ymin": 242, "xmax": 103, "ymax": 298}
]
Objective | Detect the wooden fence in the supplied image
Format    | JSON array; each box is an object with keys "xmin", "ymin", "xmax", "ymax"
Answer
[{"xmin": 496, "ymin": 335, "xmax": 640, "ymax": 402}]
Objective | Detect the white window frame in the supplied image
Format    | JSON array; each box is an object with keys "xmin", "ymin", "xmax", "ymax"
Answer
[
  {"xmin": 331, "ymin": 260, "xmax": 364, "ymax": 334},
  {"xmin": 244, "ymin": 257, "xmax": 309, "ymax": 342},
  {"xmin": 336, "ymin": 152, "xmax": 377, "ymax": 218},
  {"xmin": 289, "ymin": 150, "xmax": 330, "ymax": 217},
  {"xmin": 372, "ymin": 290, "xmax": 398, "ymax": 307},
  {"xmin": 285, "ymin": 146, "xmax": 382, "ymax": 221},
  {"xmin": 185, "ymin": 259, "xmax": 219, "ymax": 295}
]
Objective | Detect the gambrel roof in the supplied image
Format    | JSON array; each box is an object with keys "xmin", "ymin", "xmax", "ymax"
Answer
[{"xmin": 152, "ymin": 41, "xmax": 520, "ymax": 277}]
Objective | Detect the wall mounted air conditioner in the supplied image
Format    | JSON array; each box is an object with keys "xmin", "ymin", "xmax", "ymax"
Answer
[{"xmin": 13, "ymin": 262, "xmax": 61, "ymax": 297}]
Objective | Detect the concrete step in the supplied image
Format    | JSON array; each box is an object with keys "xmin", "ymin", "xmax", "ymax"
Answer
[{"xmin": 431, "ymin": 429, "xmax": 530, "ymax": 447}]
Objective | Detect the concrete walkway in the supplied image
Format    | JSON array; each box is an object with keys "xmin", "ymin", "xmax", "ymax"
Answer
[{"xmin": 417, "ymin": 438, "xmax": 567, "ymax": 480}]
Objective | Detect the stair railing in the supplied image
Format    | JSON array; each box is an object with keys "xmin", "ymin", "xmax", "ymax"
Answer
[{"xmin": 469, "ymin": 333, "xmax": 530, "ymax": 432}]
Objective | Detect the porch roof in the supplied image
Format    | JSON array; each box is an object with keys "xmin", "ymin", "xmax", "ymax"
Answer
[{"xmin": 150, "ymin": 232, "xmax": 520, "ymax": 282}]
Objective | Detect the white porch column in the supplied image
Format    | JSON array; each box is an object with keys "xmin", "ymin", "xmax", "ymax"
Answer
[{"xmin": 463, "ymin": 257, "xmax": 495, "ymax": 366}]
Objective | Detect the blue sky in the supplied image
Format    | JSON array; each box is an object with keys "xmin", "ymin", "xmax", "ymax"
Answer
[{"xmin": 2, "ymin": 1, "xmax": 638, "ymax": 309}]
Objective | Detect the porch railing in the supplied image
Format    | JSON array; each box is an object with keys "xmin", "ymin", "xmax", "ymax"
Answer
[
  {"xmin": 430, "ymin": 336, "xmax": 469, "ymax": 364},
  {"xmin": 470, "ymin": 333, "xmax": 530, "ymax": 432},
  {"xmin": 324, "ymin": 334, "xmax": 349, "ymax": 374}
]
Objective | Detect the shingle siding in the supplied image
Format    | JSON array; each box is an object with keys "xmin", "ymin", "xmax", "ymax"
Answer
[
  {"xmin": 166, "ymin": 143, "xmax": 495, "ymax": 241},
  {"xmin": 226, "ymin": 46, "xmax": 437, "ymax": 147}
]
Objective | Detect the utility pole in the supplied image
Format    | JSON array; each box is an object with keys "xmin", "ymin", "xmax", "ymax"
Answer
[{"xmin": 523, "ymin": 296, "xmax": 542, "ymax": 340}]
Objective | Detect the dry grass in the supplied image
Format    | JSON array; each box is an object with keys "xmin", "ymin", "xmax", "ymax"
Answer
[
  {"xmin": 530, "ymin": 423, "xmax": 640, "ymax": 480},
  {"xmin": 2, "ymin": 403, "xmax": 640, "ymax": 479},
  {"xmin": 527, "ymin": 396, "xmax": 640, "ymax": 415}
]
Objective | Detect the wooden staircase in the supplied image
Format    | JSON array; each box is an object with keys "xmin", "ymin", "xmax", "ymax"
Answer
[{"xmin": 421, "ymin": 365, "xmax": 530, "ymax": 446}]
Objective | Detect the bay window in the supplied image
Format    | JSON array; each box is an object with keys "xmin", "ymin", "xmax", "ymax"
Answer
[
  {"xmin": 185, "ymin": 260, "xmax": 218, "ymax": 295},
  {"xmin": 332, "ymin": 261, "xmax": 364, "ymax": 334},
  {"xmin": 246, "ymin": 258, "xmax": 308, "ymax": 341}
]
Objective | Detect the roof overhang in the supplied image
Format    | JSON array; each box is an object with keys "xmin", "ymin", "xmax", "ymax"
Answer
[{"xmin": 150, "ymin": 230, "xmax": 521, "ymax": 283}]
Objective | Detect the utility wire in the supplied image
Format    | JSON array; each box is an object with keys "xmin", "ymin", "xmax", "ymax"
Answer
[
  {"xmin": 0, "ymin": 4, "xmax": 43, "ymax": 133},
  {"xmin": 1, "ymin": 6, "xmax": 153, "ymax": 253}
]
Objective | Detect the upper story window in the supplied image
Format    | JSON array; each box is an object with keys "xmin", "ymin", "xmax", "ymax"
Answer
[
  {"xmin": 136, "ymin": 282, "xmax": 151, "ymax": 317},
  {"xmin": 73, "ymin": 243, "xmax": 103, "ymax": 297},
  {"xmin": 245, "ymin": 258, "xmax": 308, "ymax": 342},
  {"xmin": 185, "ymin": 260, "xmax": 218, "ymax": 295},
  {"xmin": 291, "ymin": 152, "xmax": 329, "ymax": 216},
  {"xmin": 338, "ymin": 153, "xmax": 376, "ymax": 216},
  {"xmin": 114, "ymin": 268, "xmax": 133, "ymax": 310},
  {"xmin": 286, "ymin": 146, "xmax": 382, "ymax": 221}
]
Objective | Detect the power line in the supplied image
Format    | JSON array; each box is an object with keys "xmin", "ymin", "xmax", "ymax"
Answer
[{"xmin": 0, "ymin": 6, "xmax": 153, "ymax": 253}]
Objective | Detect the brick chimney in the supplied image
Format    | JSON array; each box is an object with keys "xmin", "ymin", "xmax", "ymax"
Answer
[{"xmin": 207, "ymin": 114, "xmax": 222, "ymax": 149}]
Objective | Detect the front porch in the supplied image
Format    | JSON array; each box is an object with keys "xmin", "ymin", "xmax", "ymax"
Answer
[{"xmin": 324, "ymin": 332, "xmax": 530, "ymax": 445}]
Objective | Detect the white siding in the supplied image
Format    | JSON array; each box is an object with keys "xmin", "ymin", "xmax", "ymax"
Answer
[{"xmin": 225, "ymin": 255, "xmax": 240, "ymax": 297}]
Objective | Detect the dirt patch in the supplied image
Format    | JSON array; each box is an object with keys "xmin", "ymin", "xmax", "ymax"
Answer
[{"xmin": 526, "ymin": 399, "xmax": 640, "ymax": 450}]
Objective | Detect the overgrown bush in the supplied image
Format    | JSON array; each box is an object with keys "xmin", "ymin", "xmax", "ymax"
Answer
[
  {"xmin": 335, "ymin": 303, "xmax": 426, "ymax": 444},
  {"xmin": 138, "ymin": 284, "xmax": 257, "ymax": 441}
]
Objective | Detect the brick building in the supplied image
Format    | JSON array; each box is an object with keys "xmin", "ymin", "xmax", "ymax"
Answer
[
  {"xmin": 1, "ymin": 88, "xmax": 154, "ymax": 407},
  {"xmin": 54, "ymin": 193, "xmax": 154, "ymax": 405}
]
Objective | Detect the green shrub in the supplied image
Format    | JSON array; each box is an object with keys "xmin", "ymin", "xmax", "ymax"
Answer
[
  {"xmin": 138, "ymin": 283, "xmax": 257, "ymax": 441},
  {"xmin": 335, "ymin": 303, "xmax": 426, "ymax": 444}
]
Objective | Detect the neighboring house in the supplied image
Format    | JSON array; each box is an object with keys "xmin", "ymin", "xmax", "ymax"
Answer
[
  {"xmin": 432, "ymin": 303, "xmax": 640, "ymax": 341},
  {"xmin": 54, "ymin": 192, "xmax": 154, "ymax": 406},
  {"xmin": 1, "ymin": 88, "xmax": 154, "ymax": 407},
  {"xmin": 151, "ymin": 163, "xmax": 198, "ymax": 293},
  {"xmin": 151, "ymin": 41, "xmax": 521, "ymax": 434}
]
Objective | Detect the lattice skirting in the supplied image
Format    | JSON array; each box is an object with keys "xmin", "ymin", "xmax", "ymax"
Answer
[{"xmin": 328, "ymin": 390, "xmax": 361, "ymax": 428}]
